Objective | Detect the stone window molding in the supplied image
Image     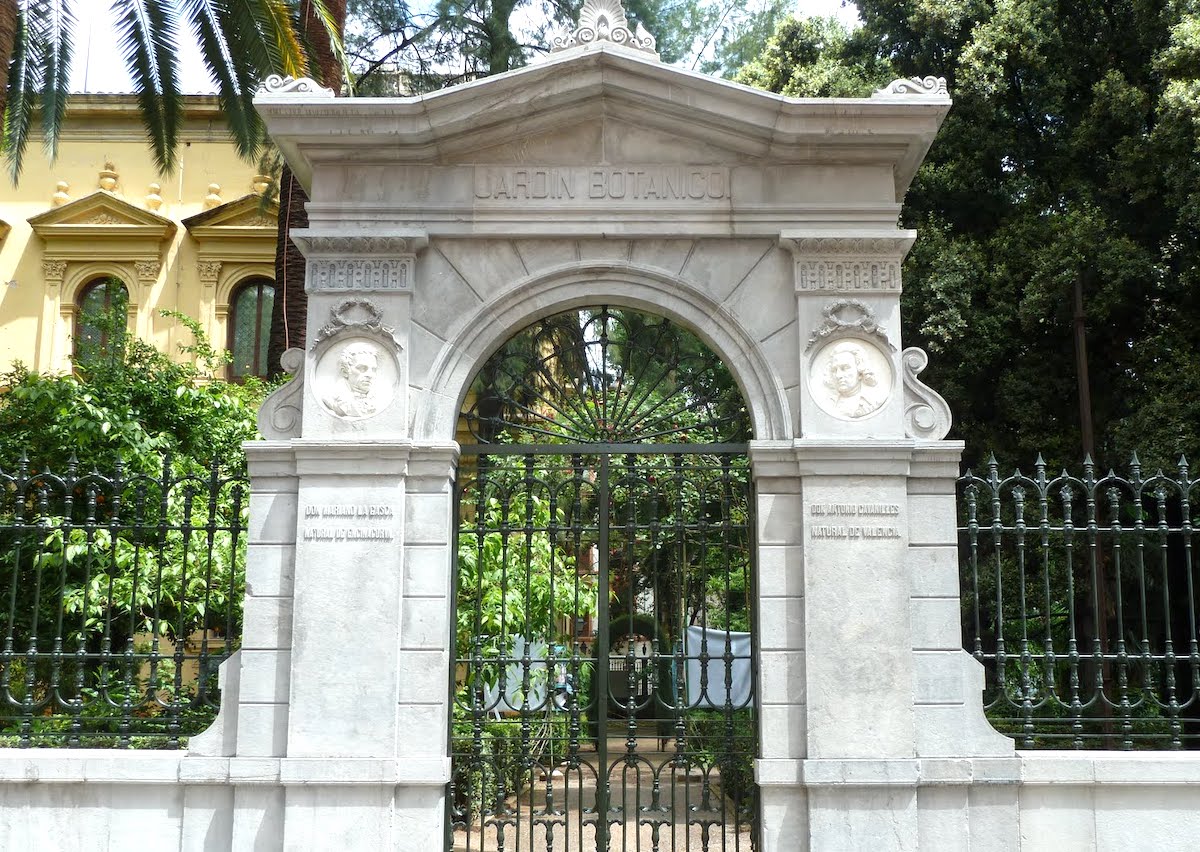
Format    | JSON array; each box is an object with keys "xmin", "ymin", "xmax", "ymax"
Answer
[
  {"xmin": 183, "ymin": 194, "xmax": 279, "ymax": 344},
  {"xmin": 28, "ymin": 191, "xmax": 173, "ymax": 370},
  {"xmin": 226, "ymin": 274, "xmax": 277, "ymax": 381},
  {"xmin": 44, "ymin": 261, "xmax": 143, "ymax": 370}
]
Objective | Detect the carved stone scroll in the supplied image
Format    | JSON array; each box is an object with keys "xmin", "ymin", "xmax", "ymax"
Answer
[
  {"xmin": 257, "ymin": 75, "xmax": 335, "ymax": 98},
  {"xmin": 257, "ymin": 348, "xmax": 305, "ymax": 440},
  {"xmin": 874, "ymin": 76, "xmax": 949, "ymax": 97},
  {"xmin": 901, "ymin": 347, "xmax": 952, "ymax": 440}
]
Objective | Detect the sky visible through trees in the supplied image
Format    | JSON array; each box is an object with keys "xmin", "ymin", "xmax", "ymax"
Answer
[{"xmin": 66, "ymin": 0, "xmax": 860, "ymax": 92}]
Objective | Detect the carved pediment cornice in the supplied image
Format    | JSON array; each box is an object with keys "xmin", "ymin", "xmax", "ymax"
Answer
[
  {"xmin": 27, "ymin": 190, "xmax": 175, "ymax": 260},
  {"xmin": 256, "ymin": 50, "xmax": 952, "ymax": 200},
  {"xmin": 183, "ymin": 193, "xmax": 279, "ymax": 263}
]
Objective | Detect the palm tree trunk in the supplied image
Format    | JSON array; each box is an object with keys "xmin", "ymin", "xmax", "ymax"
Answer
[
  {"xmin": 266, "ymin": 0, "xmax": 347, "ymax": 375},
  {"xmin": 0, "ymin": 0, "xmax": 18, "ymax": 121}
]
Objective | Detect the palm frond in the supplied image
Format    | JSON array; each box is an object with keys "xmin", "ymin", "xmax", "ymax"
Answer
[
  {"xmin": 37, "ymin": 0, "xmax": 73, "ymax": 162},
  {"xmin": 111, "ymin": 0, "xmax": 184, "ymax": 174},
  {"xmin": 3, "ymin": 1, "xmax": 41, "ymax": 183},
  {"xmin": 259, "ymin": 0, "xmax": 305, "ymax": 77},
  {"xmin": 225, "ymin": 0, "xmax": 306, "ymax": 83},
  {"xmin": 180, "ymin": 0, "xmax": 264, "ymax": 161},
  {"xmin": 300, "ymin": 0, "xmax": 352, "ymax": 93}
]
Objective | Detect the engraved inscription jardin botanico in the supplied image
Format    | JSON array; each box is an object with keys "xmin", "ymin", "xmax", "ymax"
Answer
[
  {"xmin": 473, "ymin": 167, "xmax": 728, "ymax": 202},
  {"xmin": 808, "ymin": 502, "xmax": 902, "ymax": 541},
  {"xmin": 302, "ymin": 503, "xmax": 395, "ymax": 542}
]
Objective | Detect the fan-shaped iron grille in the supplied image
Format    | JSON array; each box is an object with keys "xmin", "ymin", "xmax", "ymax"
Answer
[{"xmin": 460, "ymin": 307, "xmax": 750, "ymax": 446}]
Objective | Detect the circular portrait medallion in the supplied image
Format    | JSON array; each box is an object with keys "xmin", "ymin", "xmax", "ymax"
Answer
[
  {"xmin": 808, "ymin": 337, "xmax": 894, "ymax": 421},
  {"xmin": 315, "ymin": 337, "xmax": 398, "ymax": 421}
]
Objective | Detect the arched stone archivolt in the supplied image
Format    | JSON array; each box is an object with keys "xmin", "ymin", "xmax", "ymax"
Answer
[
  {"xmin": 415, "ymin": 261, "xmax": 795, "ymax": 443},
  {"xmin": 209, "ymin": 262, "xmax": 275, "ymax": 343}
]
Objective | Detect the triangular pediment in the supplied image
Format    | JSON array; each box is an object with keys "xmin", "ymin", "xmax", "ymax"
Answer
[
  {"xmin": 29, "ymin": 191, "xmax": 176, "ymax": 235},
  {"xmin": 183, "ymin": 194, "xmax": 279, "ymax": 233},
  {"xmin": 449, "ymin": 116, "xmax": 761, "ymax": 167},
  {"xmin": 258, "ymin": 45, "xmax": 950, "ymax": 199},
  {"xmin": 28, "ymin": 191, "xmax": 175, "ymax": 262},
  {"xmin": 184, "ymin": 194, "xmax": 279, "ymax": 264}
]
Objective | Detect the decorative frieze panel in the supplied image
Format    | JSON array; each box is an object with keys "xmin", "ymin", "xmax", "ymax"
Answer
[
  {"xmin": 308, "ymin": 258, "xmax": 410, "ymax": 292},
  {"xmin": 290, "ymin": 233, "xmax": 428, "ymax": 294},
  {"xmin": 781, "ymin": 231, "xmax": 916, "ymax": 295},
  {"xmin": 797, "ymin": 259, "xmax": 900, "ymax": 292}
]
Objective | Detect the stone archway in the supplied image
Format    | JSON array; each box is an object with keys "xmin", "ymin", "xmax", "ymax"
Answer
[{"xmin": 240, "ymin": 6, "xmax": 1019, "ymax": 849}]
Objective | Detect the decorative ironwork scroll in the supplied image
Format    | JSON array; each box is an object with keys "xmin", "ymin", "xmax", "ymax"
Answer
[{"xmin": 460, "ymin": 306, "xmax": 749, "ymax": 445}]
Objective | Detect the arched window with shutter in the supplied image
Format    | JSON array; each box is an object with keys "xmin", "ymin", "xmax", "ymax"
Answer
[
  {"xmin": 227, "ymin": 277, "xmax": 275, "ymax": 380},
  {"xmin": 74, "ymin": 276, "xmax": 130, "ymax": 364}
]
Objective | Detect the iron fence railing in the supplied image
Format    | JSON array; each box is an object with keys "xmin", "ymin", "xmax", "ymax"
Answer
[
  {"xmin": 0, "ymin": 455, "xmax": 247, "ymax": 748},
  {"xmin": 959, "ymin": 455, "xmax": 1200, "ymax": 749}
]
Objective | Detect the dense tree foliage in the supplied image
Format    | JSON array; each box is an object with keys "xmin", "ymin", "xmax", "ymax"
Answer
[
  {"xmin": 740, "ymin": 2, "xmax": 1200, "ymax": 471},
  {"xmin": 345, "ymin": 0, "xmax": 789, "ymax": 92},
  {"xmin": 0, "ymin": 310, "xmax": 265, "ymax": 476}
]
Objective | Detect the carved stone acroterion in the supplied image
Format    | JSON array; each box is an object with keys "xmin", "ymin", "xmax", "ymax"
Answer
[
  {"xmin": 98, "ymin": 162, "xmax": 119, "ymax": 192},
  {"xmin": 551, "ymin": 0, "xmax": 658, "ymax": 56},
  {"xmin": 257, "ymin": 74, "xmax": 336, "ymax": 98},
  {"xmin": 874, "ymin": 76, "xmax": 949, "ymax": 97}
]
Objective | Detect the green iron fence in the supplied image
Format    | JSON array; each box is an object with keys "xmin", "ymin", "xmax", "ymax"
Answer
[
  {"xmin": 0, "ymin": 455, "xmax": 247, "ymax": 748},
  {"xmin": 959, "ymin": 455, "xmax": 1200, "ymax": 749}
]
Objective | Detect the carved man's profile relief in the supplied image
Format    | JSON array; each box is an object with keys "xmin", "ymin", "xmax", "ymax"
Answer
[
  {"xmin": 807, "ymin": 338, "xmax": 892, "ymax": 421},
  {"xmin": 322, "ymin": 340, "xmax": 383, "ymax": 419}
]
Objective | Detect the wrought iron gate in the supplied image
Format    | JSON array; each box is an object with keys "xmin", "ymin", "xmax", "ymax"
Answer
[{"xmin": 447, "ymin": 308, "xmax": 759, "ymax": 851}]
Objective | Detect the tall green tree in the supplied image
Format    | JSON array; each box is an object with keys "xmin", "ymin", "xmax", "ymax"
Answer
[
  {"xmin": 267, "ymin": 0, "xmax": 347, "ymax": 375},
  {"xmin": 1, "ymin": 1, "xmax": 343, "ymax": 182},
  {"xmin": 740, "ymin": 3, "xmax": 1200, "ymax": 470}
]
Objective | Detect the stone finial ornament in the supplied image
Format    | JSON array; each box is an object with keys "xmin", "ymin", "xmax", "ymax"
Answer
[
  {"xmin": 51, "ymin": 181, "xmax": 70, "ymax": 207},
  {"xmin": 901, "ymin": 347, "xmax": 953, "ymax": 440},
  {"xmin": 257, "ymin": 74, "xmax": 336, "ymax": 97},
  {"xmin": 551, "ymin": 0, "xmax": 658, "ymax": 56},
  {"xmin": 874, "ymin": 76, "xmax": 949, "ymax": 97},
  {"xmin": 203, "ymin": 183, "xmax": 222, "ymax": 210},
  {"xmin": 251, "ymin": 174, "xmax": 272, "ymax": 195},
  {"xmin": 145, "ymin": 183, "xmax": 163, "ymax": 211},
  {"xmin": 98, "ymin": 162, "xmax": 119, "ymax": 192}
]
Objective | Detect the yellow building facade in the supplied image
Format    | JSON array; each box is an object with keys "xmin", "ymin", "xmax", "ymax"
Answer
[{"xmin": 0, "ymin": 95, "xmax": 277, "ymax": 378}]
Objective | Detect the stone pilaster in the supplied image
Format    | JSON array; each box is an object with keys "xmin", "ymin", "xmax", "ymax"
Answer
[{"xmin": 782, "ymin": 231, "xmax": 915, "ymax": 441}]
